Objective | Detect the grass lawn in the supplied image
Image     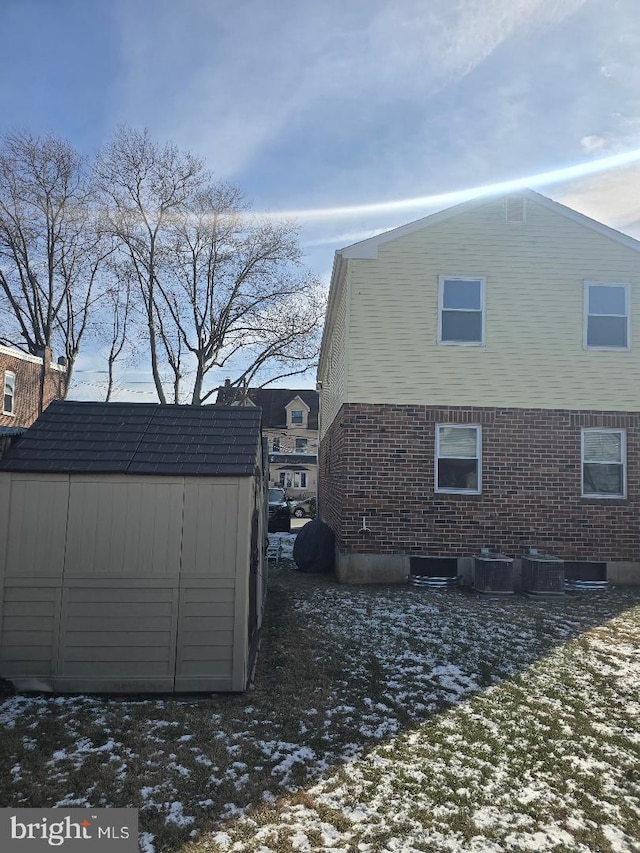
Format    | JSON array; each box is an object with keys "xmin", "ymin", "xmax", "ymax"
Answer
[{"xmin": 1, "ymin": 546, "xmax": 640, "ymax": 852}]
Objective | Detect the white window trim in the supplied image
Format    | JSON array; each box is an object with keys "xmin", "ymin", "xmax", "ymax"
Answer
[
  {"xmin": 581, "ymin": 428, "xmax": 627, "ymax": 499},
  {"xmin": 3, "ymin": 370, "xmax": 15, "ymax": 416},
  {"xmin": 437, "ymin": 275, "xmax": 486, "ymax": 346},
  {"xmin": 583, "ymin": 281, "xmax": 631, "ymax": 351},
  {"xmin": 435, "ymin": 423, "xmax": 482, "ymax": 494}
]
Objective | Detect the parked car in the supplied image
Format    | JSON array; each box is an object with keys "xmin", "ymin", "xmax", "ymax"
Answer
[
  {"xmin": 268, "ymin": 487, "xmax": 291, "ymax": 532},
  {"xmin": 290, "ymin": 497, "xmax": 316, "ymax": 518}
]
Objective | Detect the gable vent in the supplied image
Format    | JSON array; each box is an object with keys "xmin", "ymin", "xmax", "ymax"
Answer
[{"xmin": 505, "ymin": 196, "xmax": 526, "ymax": 223}]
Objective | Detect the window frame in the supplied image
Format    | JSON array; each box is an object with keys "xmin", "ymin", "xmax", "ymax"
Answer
[
  {"xmin": 438, "ymin": 276, "xmax": 486, "ymax": 346},
  {"xmin": 435, "ymin": 423, "xmax": 482, "ymax": 495},
  {"xmin": 295, "ymin": 437, "xmax": 308, "ymax": 452},
  {"xmin": 3, "ymin": 370, "xmax": 15, "ymax": 416},
  {"xmin": 290, "ymin": 409, "xmax": 304, "ymax": 426},
  {"xmin": 583, "ymin": 281, "xmax": 630, "ymax": 351},
  {"xmin": 581, "ymin": 428, "xmax": 626, "ymax": 499}
]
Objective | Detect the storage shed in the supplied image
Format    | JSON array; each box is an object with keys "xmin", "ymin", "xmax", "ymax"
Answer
[{"xmin": 0, "ymin": 401, "xmax": 266, "ymax": 693}]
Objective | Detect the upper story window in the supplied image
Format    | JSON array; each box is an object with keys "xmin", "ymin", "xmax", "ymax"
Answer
[
  {"xmin": 582, "ymin": 429, "xmax": 626, "ymax": 498},
  {"xmin": 438, "ymin": 277, "xmax": 485, "ymax": 345},
  {"xmin": 290, "ymin": 409, "xmax": 304, "ymax": 425},
  {"xmin": 272, "ymin": 438, "xmax": 280, "ymax": 452},
  {"xmin": 435, "ymin": 424, "xmax": 481, "ymax": 494},
  {"xmin": 295, "ymin": 437, "xmax": 308, "ymax": 452},
  {"xmin": 584, "ymin": 282, "xmax": 630, "ymax": 350},
  {"xmin": 3, "ymin": 371, "xmax": 15, "ymax": 415}
]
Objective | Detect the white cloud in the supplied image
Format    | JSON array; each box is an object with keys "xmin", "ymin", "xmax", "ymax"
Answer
[
  {"xmin": 111, "ymin": 0, "xmax": 588, "ymax": 178},
  {"xmin": 555, "ymin": 164, "xmax": 640, "ymax": 236},
  {"xmin": 580, "ymin": 136, "xmax": 606, "ymax": 153}
]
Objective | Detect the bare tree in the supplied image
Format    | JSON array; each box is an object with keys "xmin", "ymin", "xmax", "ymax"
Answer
[
  {"xmin": 99, "ymin": 269, "xmax": 136, "ymax": 402},
  {"xmin": 95, "ymin": 127, "xmax": 324, "ymax": 405},
  {"xmin": 94, "ymin": 126, "xmax": 205, "ymax": 403},
  {"xmin": 0, "ymin": 130, "xmax": 108, "ymax": 406},
  {"xmin": 165, "ymin": 184, "xmax": 324, "ymax": 404}
]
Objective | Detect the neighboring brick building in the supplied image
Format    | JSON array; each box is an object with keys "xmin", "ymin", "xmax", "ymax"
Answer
[
  {"xmin": 217, "ymin": 383, "xmax": 318, "ymax": 498},
  {"xmin": 317, "ymin": 190, "xmax": 640, "ymax": 583},
  {"xmin": 0, "ymin": 345, "xmax": 68, "ymax": 429}
]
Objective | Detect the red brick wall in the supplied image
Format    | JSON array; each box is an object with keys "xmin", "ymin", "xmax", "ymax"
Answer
[
  {"xmin": 319, "ymin": 403, "xmax": 640, "ymax": 561},
  {"xmin": 0, "ymin": 350, "xmax": 67, "ymax": 429}
]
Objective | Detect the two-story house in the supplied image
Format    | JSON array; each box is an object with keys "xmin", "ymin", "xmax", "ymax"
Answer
[
  {"xmin": 0, "ymin": 345, "xmax": 67, "ymax": 429},
  {"xmin": 216, "ymin": 384, "xmax": 319, "ymax": 498},
  {"xmin": 317, "ymin": 189, "xmax": 640, "ymax": 584}
]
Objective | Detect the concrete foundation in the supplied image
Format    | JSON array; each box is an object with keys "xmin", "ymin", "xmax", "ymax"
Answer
[
  {"xmin": 335, "ymin": 550, "xmax": 640, "ymax": 586},
  {"xmin": 606, "ymin": 562, "xmax": 640, "ymax": 584},
  {"xmin": 335, "ymin": 551, "xmax": 409, "ymax": 584}
]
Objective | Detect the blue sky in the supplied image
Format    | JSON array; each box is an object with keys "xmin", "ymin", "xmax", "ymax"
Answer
[{"xmin": 2, "ymin": 0, "xmax": 640, "ymax": 397}]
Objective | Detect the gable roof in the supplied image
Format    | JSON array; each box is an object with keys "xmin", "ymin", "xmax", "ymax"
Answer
[
  {"xmin": 216, "ymin": 387, "xmax": 319, "ymax": 430},
  {"xmin": 339, "ymin": 188, "xmax": 640, "ymax": 260},
  {"xmin": 0, "ymin": 401, "xmax": 262, "ymax": 476}
]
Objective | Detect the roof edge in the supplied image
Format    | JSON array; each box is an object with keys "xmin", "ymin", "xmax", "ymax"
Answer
[{"xmin": 339, "ymin": 188, "xmax": 640, "ymax": 260}]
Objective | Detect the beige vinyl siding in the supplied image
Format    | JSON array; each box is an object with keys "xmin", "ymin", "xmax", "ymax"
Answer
[
  {"xmin": 320, "ymin": 264, "xmax": 349, "ymax": 438},
  {"xmin": 345, "ymin": 198, "xmax": 640, "ymax": 410}
]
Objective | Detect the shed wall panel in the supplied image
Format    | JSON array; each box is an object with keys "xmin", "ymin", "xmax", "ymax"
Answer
[
  {"xmin": 0, "ymin": 466, "xmax": 260, "ymax": 693},
  {"xmin": 3, "ymin": 476, "xmax": 68, "ymax": 578},
  {"xmin": 181, "ymin": 480, "xmax": 240, "ymax": 577},
  {"xmin": 64, "ymin": 478, "xmax": 183, "ymax": 578},
  {"xmin": 0, "ymin": 584, "xmax": 61, "ymax": 679},
  {"xmin": 57, "ymin": 585, "xmax": 179, "ymax": 684}
]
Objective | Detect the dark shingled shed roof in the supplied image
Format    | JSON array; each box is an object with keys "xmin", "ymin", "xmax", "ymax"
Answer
[{"xmin": 0, "ymin": 401, "xmax": 262, "ymax": 476}]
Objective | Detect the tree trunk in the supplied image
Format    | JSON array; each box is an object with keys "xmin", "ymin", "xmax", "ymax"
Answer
[{"xmin": 38, "ymin": 345, "xmax": 52, "ymax": 415}]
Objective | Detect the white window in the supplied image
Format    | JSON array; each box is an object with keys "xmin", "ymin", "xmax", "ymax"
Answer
[
  {"xmin": 290, "ymin": 409, "xmax": 304, "ymax": 425},
  {"xmin": 582, "ymin": 429, "xmax": 626, "ymax": 498},
  {"xmin": 584, "ymin": 283, "xmax": 630, "ymax": 349},
  {"xmin": 279, "ymin": 470, "xmax": 307, "ymax": 489},
  {"xmin": 272, "ymin": 438, "xmax": 280, "ymax": 451},
  {"xmin": 3, "ymin": 371, "xmax": 15, "ymax": 415},
  {"xmin": 438, "ymin": 277, "xmax": 485, "ymax": 345},
  {"xmin": 436, "ymin": 425, "xmax": 481, "ymax": 493},
  {"xmin": 295, "ymin": 437, "xmax": 308, "ymax": 452}
]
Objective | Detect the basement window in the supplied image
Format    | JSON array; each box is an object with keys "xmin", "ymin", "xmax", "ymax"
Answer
[
  {"xmin": 3, "ymin": 371, "xmax": 15, "ymax": 415},
  {"xmin": 436, "ymin": 424, "xmax": 481, "ymax": 493},
  {"xmin": 582, "ymin": 429, "xmax": 626, "ymax": 498},
  {"xmin": 584, "ymin": 282, "xmax": 629, "ymax": 349}
]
